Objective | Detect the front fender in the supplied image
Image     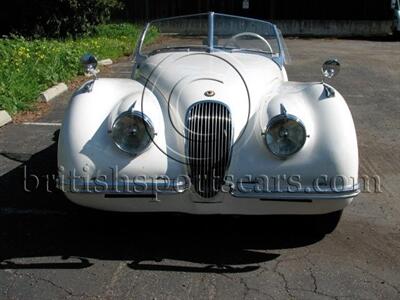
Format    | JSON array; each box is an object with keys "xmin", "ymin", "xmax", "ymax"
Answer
[
  {"xmin": 229, "ymin": 81, "xmax": 359, "ymax": 190},
  {"xmin": 57, "ymin": 78, "xmax": 184, "ymax": 182}
]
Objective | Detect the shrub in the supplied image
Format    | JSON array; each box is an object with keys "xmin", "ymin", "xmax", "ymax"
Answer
[
  {"xmin": 0, "ymin": 23, "xmax": 149, "ymax": 114},
  {"xmin": 2, "ymin": 0, "xmax": 123, "ymax": 38}
]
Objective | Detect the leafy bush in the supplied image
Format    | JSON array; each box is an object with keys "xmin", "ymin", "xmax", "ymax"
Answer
[
  {"xmin": 0, "ymin": 23, "xmax": 154, "ymax": 114},
  {"xmin": 3, "ymin": 0, "xmax": 123, "ymax": 38}
]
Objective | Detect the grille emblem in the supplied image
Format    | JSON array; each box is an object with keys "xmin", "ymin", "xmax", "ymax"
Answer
[{"xmin": 204, "ymin": 90, "xmax": 215, "ymax": 97}]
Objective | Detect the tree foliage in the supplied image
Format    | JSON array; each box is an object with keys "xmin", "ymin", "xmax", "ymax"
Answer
[{"xmin": 1, "ymin": 0, "xmax": 123, "ymax": 38}]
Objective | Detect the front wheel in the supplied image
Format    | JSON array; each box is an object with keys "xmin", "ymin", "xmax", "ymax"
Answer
[{"xmin": 310, "ymin": 210, "xmax": 343, "ymax": 234}]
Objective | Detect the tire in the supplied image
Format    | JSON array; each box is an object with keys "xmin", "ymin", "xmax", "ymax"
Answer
[{"xmin": 311, "ymin": 210, "xmax": 343, "ymax": 235}]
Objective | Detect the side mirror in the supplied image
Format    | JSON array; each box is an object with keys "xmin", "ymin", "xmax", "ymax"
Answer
[
  {"xmin": 321, "ymin": 59, "xmax": 340, "ymax": 98},
  {"xmin": 81, "ymin": 53, "xmax": 98, "ymax": 77},
  {"xmin": 322, "ymin": 59, "xmax": 340, "ymax": 80},
  {"xmin": 80, "ymin": 54, "xmax": 98, "ymax": 92}
]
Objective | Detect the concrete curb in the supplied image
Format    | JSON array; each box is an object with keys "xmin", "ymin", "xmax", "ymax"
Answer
[
  {"xmin": 0, "ymin": 110, "xmax": 12, "ymax": 128},
  {"xmin": 39, "ymin": 83, "xmax": 68, "ymax": 102},
  {"xmin": 98, "ymin": 58, "xmax": 113, "ymax": 66}
]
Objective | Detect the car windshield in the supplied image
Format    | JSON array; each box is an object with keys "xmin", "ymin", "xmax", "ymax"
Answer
[{"xmin": 137, "ymin": 12, "xmax": 289, "ymax": 65}]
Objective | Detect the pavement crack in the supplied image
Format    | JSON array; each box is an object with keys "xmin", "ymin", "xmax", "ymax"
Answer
[
  {"xmin": 4, "ymin": 270, "xmax": 18, "ymax": 299},
  {"xmin": 17, "ymin": 271, "xmax": 99, "ymax": 299},
  {"xmin": 305, "ymin": 257, "xmax": 339, "ymax": 299},
  {"xmin": 272, "ymin": 260, "xmax": 295, "ymax": 299},
  {"xmin": 269, "ymin": 254, "xmax": 346, "ymax": 299},
  {"xmin": 238, "ymin": 276, "xmax": 251, "ymax": 298},
  {"xmin": 105, "ymin": 262, "xmax": 125, "ymax": 297},
  {"xmin": 207, "ymin": 274, "xmax": 217, "ymax": 299},
  {"xmin": 355, "ymin": 266, "xmax": 400, "ymax": 295},
  {"xmin": 219, "ymin": 273, "xmax": 275, "ymax": 300},
  {"xmin": 308, "ymin": 266, "xmax": 318, "ymax": 294}
]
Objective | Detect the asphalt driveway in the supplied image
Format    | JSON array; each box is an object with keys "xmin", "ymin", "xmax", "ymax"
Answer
[{"xmin": 0, "ymin": 38, "xmax": 399, "ymax": 299}]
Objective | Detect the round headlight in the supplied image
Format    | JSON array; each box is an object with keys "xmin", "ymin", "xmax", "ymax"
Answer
[
  {"xmin": 111, "ymin": 111, "xmax": 154, "ymax": 156},
  {"xmin": 265, "ymin": 114, "xmax": 306, "ymax": 158}
]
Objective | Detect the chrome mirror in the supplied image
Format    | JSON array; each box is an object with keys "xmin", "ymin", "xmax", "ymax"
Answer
[
  {"xmin": 322, "ymin": 59, "xmax": 340, "ymax": 79},
  {"xmin": 321, "ymin": 59, "xmax": 340, "ymax": 98},
  {"xmin": 80, "ymin": 54, "xmax": 98, "ymax": 92},
  {"xmin": 81, "ymin": 53, "xmax": 98, "ymax": 77}
]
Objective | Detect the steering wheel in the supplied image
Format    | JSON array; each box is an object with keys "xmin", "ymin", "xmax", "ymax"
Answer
[{"xmin": 224, "ymin": 32, "xmax": 274, "ymax": 54}]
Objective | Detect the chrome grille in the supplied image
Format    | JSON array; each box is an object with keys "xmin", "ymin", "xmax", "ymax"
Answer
[{"xmin": 186, "ymin": 101, "xmax": 232, "ymax": 198}]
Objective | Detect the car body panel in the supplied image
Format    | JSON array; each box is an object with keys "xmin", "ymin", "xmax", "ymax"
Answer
[{"xmin": 58, "ymin": 13, "xmax": 359, "ymax": 214}]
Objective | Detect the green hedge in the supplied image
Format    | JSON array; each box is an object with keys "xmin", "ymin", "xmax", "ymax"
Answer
[
  {"xmin": 0, "ymin": 23, "xmax": 158, "ymax": 114},
  {"xmin": 3, "ymin": 0, "xmax": 123, "ymax": 38}
]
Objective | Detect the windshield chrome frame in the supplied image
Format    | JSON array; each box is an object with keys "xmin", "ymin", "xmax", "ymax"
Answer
[
  {"xmin": 132, "ymin": 12, "xmax": 286, "ymax": 72},
  {"xmin": 208, "ymin": 11, "xmax": 215, "ymax": 51}
]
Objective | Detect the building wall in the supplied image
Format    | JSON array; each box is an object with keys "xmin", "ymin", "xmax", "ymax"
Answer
[
  {"xmin": 119, "ymin": 0, "xmax": 393, "ymax": 36},
  {"xmin": 122, "ymin": 0, "xmax": 392, "ymax": 21}
]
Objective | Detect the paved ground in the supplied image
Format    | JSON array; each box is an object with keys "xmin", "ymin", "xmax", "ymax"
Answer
[{"xmin": 0, "ymin": 38, "xmax": 400, "ymax": 299}]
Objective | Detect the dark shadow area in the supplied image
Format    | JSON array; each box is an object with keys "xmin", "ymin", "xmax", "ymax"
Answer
[
  {"xmin": 0, "ymin": 130, "xmax": 74, "ymax": 212},
  {"xmin": 0, "ymin": 258, "xmax": 93, "ymax": 270},
  {"xmin": 0, "ymin": 130, "xmax": 325, "ymax": 273}
]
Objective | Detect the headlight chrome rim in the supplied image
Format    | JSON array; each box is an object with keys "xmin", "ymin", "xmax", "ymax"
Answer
[
  {"xmin": 111, "ymin": 111, "xmax": 155, "ymax": 156},
  {"xmin": 265, "ymin": 114, "xmax": 306, "ymax": 159}
]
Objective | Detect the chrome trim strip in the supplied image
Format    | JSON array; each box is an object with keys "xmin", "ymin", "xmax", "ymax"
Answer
[
  {"xmin": 231, "ymin": 183, "xmax": 360, "ymax": 200},
  {"xmin": 58, "ymin": 178, "xmax": 360, "ymax": 200},
  {"xmin": 208, "ymin": 11, "xmax": 215, "ymax": 51},
  {"xmin": 57, "ymin": 179, "xmax": 189, "ymax": 194},
  {"xmin": 132, "ymin": 22, "xmax": 150, "ymax": 76},
  {"xmin": 274, "ymin": 24, "xmax": 284, "ymax": 66}
]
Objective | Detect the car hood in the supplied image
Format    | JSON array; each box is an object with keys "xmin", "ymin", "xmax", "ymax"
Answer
[{"xmin": 137, "ymin": 51, "xmax": 284, "ymax": 142}]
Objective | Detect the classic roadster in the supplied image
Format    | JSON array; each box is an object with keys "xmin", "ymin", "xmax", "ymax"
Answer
[{"xmin": 58, "ymin": 13, "xmax": 359, "ymax": 232}]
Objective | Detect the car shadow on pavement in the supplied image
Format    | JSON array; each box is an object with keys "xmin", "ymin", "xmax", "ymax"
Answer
[{"xmin": 0, "ymin": 130, "xmax": 325, "ymax": 274}]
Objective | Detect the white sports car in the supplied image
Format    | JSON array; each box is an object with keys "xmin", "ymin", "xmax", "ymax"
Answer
[{"xmin": 58, "ymin": 13, "xmax": 359, "ymax": 232}]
